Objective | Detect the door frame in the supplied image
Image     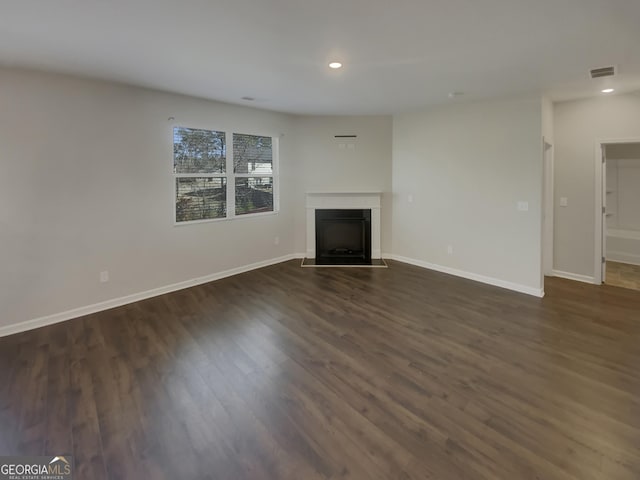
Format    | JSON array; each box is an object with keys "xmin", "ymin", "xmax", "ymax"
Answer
[
  {"xmin": 594, "ymin": 137, "xmax": 640, "ymax": 284},
  {"xmin": 542, "ymin": 139, "xmax": 554, "ymax": 277}
]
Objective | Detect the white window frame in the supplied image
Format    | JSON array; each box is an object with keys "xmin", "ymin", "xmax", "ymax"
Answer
[
  {"xmin": 172, "ymin": 124, "xmax": 279, "ymax": 226},
  {"xmin": 230, "ymin": 132, "xmax": 279, "ymax": 219}
]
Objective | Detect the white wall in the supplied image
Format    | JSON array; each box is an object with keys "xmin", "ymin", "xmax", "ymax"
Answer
[
  {"xmin": 615, "ymin": 159, "xmax": 640, "ymax": 231},
  {"xmin": 605, "ymin": 155, "xmax": 640, "ymax": 266},
  {"xmin": 392, "ymin": 97, "xmax": 544, "ymax": 294},
  {"xmin": 553, "ymin": 92, "xmax": 640, "ymax": 277},
  {"xmin": 607, "ymin": 230, "xmax": 640, "ymax": 266},
  {"xmin": 606, "ymin": 159, "xmax": 620, "ymax": 229},
  {"xmin": 606, "ymin": 158, "xmax": 640, "ymax": 232},
  {"xmin": 542, "ymin": 96, "xmax": 554, "ymax": 145},
  {"xmin": 0, "ymin": 68, "xmax": 296, "ymax": 329},
  {"xmin": 290, "ymin": 115, "xmax": 393, "ymax": 255}
]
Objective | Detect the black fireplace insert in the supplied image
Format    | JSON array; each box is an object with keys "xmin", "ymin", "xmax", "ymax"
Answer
[{"xmin": 315, "ymin": 209, "xmax": 371, "ymax": 265}]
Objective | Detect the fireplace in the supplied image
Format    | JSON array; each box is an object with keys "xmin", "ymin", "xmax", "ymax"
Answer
[
  {"xmin": 304, "ymin": 192, "xmax": 385, "ymax": 267},
  {"xmin": 315, "ymin": 209, "xmax": 371, "ymax": 265}
]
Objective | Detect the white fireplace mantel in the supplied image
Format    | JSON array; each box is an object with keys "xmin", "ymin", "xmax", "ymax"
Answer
[{"xmin": 306, "ymin": 192, "xmax": 382, "ymax": 259}]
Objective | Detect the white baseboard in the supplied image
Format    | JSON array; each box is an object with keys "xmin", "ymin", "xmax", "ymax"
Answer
[
  {"xmin": 0, "ymin": 254, "xmax": 299, "ymax": 338},
  {"xmin": 551, "ymin": 270, "xmax": 596, "ymax": 284},
  {"xmin": 607, "ymin": 251, "xmax": 640, "ymax": 267},
  {"xmin": 388, "ymin": 255, "xmax": 544, "ymax": 297}
]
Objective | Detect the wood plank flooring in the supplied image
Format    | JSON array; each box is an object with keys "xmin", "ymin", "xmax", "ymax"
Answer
[
  {"xmin": 606, "ymin": 261, "xmax": 640, "ymax": 291},
  {"xmin": 1, "ymin": 259, "xmax": 639, "ymax": 479}
]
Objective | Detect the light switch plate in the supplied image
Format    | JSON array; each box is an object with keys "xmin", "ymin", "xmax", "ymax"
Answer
[
  {"xmin": 517, "ymin": 201, "xmax": 529, "ymax": 212},
  {"xmin": 560, "ymin": 197, "xmax": 568, "ymax": 207}
]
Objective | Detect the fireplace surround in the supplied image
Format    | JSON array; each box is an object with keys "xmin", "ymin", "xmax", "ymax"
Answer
[{"xmin": 304, "ymin": 192, "xmax": 383, "ymax": 266}]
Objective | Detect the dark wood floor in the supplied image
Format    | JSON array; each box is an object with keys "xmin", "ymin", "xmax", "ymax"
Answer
[{"xmin": 1, "ymin": 260, "xmax": 639, "ymax": 480}]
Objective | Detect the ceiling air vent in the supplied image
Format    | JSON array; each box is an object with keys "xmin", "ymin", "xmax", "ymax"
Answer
[{"xmin": 590, "ymin": 66, "xmax": 616, "ymax": 79}]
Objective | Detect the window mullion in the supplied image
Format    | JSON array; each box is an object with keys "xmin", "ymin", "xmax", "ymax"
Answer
[
  {"xmin": 226, "ymin": 131, "xmax": 235, "ymax": 219},
  {"xmin": 174, "ymin": 173, "xmax": 226, "ymax": 178},
  {"xmin": 234, "ymin": 174, "xmax": 274, "ymax": 178}
]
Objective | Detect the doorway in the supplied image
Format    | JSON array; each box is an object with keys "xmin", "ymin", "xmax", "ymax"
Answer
[{"xmin": 596, "ymin": 140, "xmax": 640, "ymax": 290}]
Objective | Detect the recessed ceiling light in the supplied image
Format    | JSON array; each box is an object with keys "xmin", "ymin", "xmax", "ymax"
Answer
[
  {"xmin": 328, "ymin": 62, "xmax": 343, "ymax": 69},
  {"xmin": 448, "ymin": 92, "xmax": 464, "ymax": 99},
  {"xmin": 601, "ymin": 88, "xmax": 615, "ymax": 94}
]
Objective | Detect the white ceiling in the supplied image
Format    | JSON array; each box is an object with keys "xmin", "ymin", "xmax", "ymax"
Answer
[{"xmin": 1, "ymin": 0, "xmax": 639, "ymax": 115}]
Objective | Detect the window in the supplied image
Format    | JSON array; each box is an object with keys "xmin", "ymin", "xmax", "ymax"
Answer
[
  {"xmin": 233, "ymin": 133, "xmax": 274, "ymax": 216},
  {"xmin": 173, "ymin": 127, "xmax": 277, "ymax": 223},
  {"xmin": 173, "ymin": 127, "xmax": 227, "ymax": 222}
]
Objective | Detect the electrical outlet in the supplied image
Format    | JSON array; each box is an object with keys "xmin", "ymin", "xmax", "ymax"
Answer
[
  {"xmin": 517, "ymin": 201, "xmax": 529, "ymax": 212},
  {"xmin": 408, "ymin": 194, "xmax": 414, "ymax": 203},
  {"xmin": 100, "ymin": 271, "xmax": 109, "ymax": 283},
  {"xmin": 560, "ymin": 197, "xmax": 568, "ymax": 207},
  {"xmin": 447, "ymin": 245, "xmax": 453, "ymax": 255},
  {"xmin": 274, "ymin": 236, "xmax": 280, "ymax": 245}
]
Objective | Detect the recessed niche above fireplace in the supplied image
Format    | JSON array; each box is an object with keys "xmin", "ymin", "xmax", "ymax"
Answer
[{"xmin": 303, "ymin": 192, "xmax": 386, "ymax": 267}]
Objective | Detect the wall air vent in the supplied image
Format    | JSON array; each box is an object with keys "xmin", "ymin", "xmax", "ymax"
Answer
[
  {"xmin": 334, "ymin": 135, "xmax": 357, "ymax": 150},
  {"xmin": 590, "ymin": 66, "xmax": 616, "ymax": 79}
]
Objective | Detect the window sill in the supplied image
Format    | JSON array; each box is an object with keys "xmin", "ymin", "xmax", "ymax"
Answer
[{"xmin": 174, "ymin": 210, "xmax": 279, "ymax": 227}]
